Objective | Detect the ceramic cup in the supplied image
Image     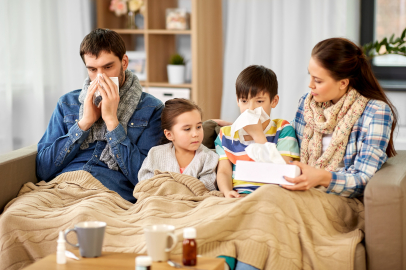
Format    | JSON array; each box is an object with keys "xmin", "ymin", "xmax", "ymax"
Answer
[
  {"xmin": 144, "ymin": 224, "xmax": 178, "ymax": 261},
  {"xmin": 64, "ymin": 221, "xmax": 106, "ymax": 258}
]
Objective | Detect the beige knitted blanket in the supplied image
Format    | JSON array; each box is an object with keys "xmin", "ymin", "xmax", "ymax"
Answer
[{"xmin": 0, "ymin": 170, "xmax": 364, "ymax": 270}]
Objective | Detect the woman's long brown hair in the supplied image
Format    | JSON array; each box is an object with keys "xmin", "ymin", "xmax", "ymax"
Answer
[{"xmin": 312, "ymin": 38, "xmax": 398, "ymax": 157}]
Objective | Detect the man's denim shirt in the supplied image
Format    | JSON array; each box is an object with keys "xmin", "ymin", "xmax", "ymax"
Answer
[{"xmin": 36, "ymin": 89, "xmax": 164, "ymax": 203}]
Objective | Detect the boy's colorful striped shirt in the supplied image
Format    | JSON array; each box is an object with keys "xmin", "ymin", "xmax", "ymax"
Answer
[{"xmin": 215, "ymin": 119, "xmax": 300, "ymax": 194}]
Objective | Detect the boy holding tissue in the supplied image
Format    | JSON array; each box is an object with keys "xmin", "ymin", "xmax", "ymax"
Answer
[{"xmin": 215, "ymin": 65, "xmax": 300, "ymax": 198}]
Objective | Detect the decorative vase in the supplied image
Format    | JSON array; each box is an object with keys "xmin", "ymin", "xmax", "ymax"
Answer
[
  {"xmin": 167, "ymin": 65, "xmax": 185, "ymax": 84},
  {"xmin": 127, "ymin": 11, "xmax": 136, "ymax": 29}
]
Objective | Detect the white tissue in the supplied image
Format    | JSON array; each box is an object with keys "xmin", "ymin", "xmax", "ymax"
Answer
[
  {"xmin": 230, "ymin": 107, "xmax": 270, "ymax": 141},
  {"xmin": 246, "ymin": 142, "xmax": 286, "ymax": 164},
  {"xmin": 92, "ymin": 74, "xmax": 119, "ymax": 107}
]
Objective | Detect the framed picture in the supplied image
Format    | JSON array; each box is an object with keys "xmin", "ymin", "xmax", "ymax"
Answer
[
  {"xmin": 126, "ymin": 51, "xmax": 147, "ymax": 81},
  {"xmin": 166, "ymin": 8, "xmax": 190, "ymax": 30}
]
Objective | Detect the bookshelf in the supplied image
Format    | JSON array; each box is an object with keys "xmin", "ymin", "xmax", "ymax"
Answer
[{"xmin": 96, "ymin": 0, "xmax": 223, "ymax": 120}]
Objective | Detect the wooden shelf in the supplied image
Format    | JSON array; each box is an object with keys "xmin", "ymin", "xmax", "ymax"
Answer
[
  {"xmin": 148, "ymin": 82, "xmax": 192, "ymax": 88},
  {"xmin": 148, "ymin": 29, "xmax": 192, "ymax": 35},
  {"xmin": 112, "ymin": 29, "xmax": 146, "ymax": 34},
  {"xmin": 112, "ymin": 29, "xmax": 191, "ymax": 35},
  {"xmin": 96, "ymin": 0, "xmax": 223, "ymax": 119}
]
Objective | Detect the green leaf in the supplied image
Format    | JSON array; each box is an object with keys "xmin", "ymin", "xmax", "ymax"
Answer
[
  {"xmin": 375, "ymin": 43, "xmax": 382, "ymax": 53},
  {"xmin": 374, "ymin": 41, "xmax": 380, "ymax": 52},
  {"xmin": 401, "ymin": 28, "xmax": 406, "ymax": 40},
  {"xmin": 390, "ymin": 33, "xmax": 395, "ymax": 43},
  {"xmin": 169, "ymin": 53, "xmax": 185, "ymax": 65}
]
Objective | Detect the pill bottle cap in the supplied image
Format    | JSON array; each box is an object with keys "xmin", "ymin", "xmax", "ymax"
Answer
[
  {"xmin": 57, "ymin": 231, "xmax": 65, "ymax": 244},
  {"xmin": 136, "ymin": 256, "xmax": 152, "ymax": 266},
  {"xmin": 183, "ymin": 227, "xmax": 196, "ymax": 239}
]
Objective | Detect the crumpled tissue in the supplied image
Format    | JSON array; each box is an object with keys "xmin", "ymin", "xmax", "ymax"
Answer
[
  {"xmin": 91, "ymin": 74, "xmax": 119, "ymax": 107},
  {"xmin": 230, "ymin": 107, "xmax": 270, "ymax": 142},
  {"xmin": 246, "ymin": 142, "xmax": 286, "ymax": 164}
]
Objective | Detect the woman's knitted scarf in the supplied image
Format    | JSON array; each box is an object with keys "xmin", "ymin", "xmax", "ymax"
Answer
[
  {"xmin": 78, "ymin": 70, "xmax": 142, "ymax": 170},
  {"xmin": 300, "ymin": 88, "xmax": 369, "ymax": 171}
]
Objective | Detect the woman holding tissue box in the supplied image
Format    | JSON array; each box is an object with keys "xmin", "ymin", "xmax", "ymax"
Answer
[{"xmin": 286, "ymin": 38, "xmax": 398, "ymax": 197}]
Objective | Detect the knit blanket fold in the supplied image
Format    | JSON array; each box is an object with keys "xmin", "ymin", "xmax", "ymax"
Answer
[{"xmin": 0, "ymin": 171, "xmax": 364, "ymax": 270}]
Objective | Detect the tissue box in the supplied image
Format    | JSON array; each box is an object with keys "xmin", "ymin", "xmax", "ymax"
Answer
[{"xmin": 234, "ymin": 160, "xmax": 300, "ymax": 186}]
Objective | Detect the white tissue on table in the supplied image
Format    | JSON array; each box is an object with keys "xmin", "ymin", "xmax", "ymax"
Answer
[
  {"xmin": 246, "ymin": 142, "xmax": 286, "ymax": 164},
  {"xmin": 230, "ymin": 107, "xmax": 270, "ymax": 142},
  {"xmin": 65, "ymin": 250, "xmax": 80, "ymax": 260}
]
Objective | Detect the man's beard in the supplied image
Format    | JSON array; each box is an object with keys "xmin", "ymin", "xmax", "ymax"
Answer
[{"xmin": 119, "ymin": 66, "xmax": 125, "ymax": 87}]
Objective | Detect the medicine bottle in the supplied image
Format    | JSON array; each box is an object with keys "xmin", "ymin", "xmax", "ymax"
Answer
[
  {"xmin": 183, "ymin": 227, "xmax": 197, "ymax": 266},
  {"xmin": 136, "ymin": 256, "xmax": 152, "ymax": 270},
  {"xmin": 56, "ymin": 231, "xmax": 66, "ymax": 264}
]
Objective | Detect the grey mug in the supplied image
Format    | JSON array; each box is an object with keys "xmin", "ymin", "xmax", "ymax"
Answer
[{"xmin": 64, "ymin": 221, "xmax": 106, "ymax": 258}]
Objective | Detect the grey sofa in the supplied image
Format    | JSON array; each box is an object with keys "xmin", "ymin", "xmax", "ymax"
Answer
[{"xmin": 0, "ymin": 144, "xmax": 405, "ymax": 270}]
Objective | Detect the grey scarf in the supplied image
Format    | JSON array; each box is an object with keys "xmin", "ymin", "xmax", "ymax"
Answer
[{"xmin": 78, "ymin": 70, "xmax": 142, "ymax": 170}]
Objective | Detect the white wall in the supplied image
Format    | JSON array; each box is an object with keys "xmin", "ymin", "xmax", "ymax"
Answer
[{"xmin": 386, "ymin": 91, "xmax": 406, "ymax": 150}]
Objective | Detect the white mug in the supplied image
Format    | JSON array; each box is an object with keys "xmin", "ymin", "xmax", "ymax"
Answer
[{"xmin": 143, "ymin": 224, "xmax": 177, "ymax": 261}]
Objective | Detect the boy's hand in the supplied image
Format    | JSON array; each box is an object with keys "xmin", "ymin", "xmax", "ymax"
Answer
[
  {"xmin": 243, "ymin": 120, "xmax": 267, "ymax": 143},
  {"xmin": 224, "ymin": 190, "xmax": 241, "ymax": 198}
]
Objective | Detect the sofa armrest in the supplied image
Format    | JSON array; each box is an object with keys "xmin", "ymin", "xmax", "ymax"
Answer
[
  {"xmin": 0, "ymin": 145, "xmax": 38, "ymax": 213},
  {"xmin": 364, "ymin": 150, "xmax": 406, "ymax": 270}
]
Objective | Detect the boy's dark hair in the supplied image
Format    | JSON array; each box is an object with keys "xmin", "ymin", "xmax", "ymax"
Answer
[
  {"xmin": 160, "ymin": 98, "xmax": 202, "ymax": 145},
  {"xmin": 80, "ymin": 28, "xmax": 126, "ymax": 63},
  {"xmin": 235, "ymin": 65, "xmax": 278, "ymax": 100}
]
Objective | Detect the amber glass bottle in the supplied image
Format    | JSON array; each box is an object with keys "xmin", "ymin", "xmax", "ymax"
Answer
[{"xmin": 182, "ymin": 227, "xmax": 197, "ymax": 266}]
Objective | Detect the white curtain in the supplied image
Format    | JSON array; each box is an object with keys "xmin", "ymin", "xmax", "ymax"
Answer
[
  {"xmin": 0, "ymin": 0, "xmax": 93, "ymax": 155},
  {"xmin": 221, "ymin": 0, "xmax": 360, "ymax": 122}
]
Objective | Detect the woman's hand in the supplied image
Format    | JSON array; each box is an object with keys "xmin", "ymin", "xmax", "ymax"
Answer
[{"xmin": 282, "ymin": 161, "xmax": 332, "ymax": 191}]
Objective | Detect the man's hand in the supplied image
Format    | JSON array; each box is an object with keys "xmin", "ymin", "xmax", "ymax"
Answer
[
  {"xmin": 224, "ymin": 190, "xmax": 241, "ymax": 198},
  {"xmin": 97, "ymin": 73, "xmax": 120, "ymax": 131},
  {"xmin": 78, "ymin": 80, "xmax": 101, "ymax": 131},
  {"xmin": 243, "ymin": 119, "xmax": 267, "ymax": 143},
  {"xmin": 282, "ymin": 161, "xmax": 332, "ymax": 191},
  {"xmin": 211, "ymin": 119, "xmax": 233, "ymax": 127}
]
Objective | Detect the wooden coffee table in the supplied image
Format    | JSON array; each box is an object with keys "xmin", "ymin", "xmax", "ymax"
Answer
[{"xmin": 22, "ymin": 250, "xmax": 224, "ymax": 270}]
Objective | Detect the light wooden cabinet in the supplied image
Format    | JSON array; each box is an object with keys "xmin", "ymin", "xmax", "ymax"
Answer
[{"xmin": 96, "ymin": 0, "xmax": 223, "ymax": 120}]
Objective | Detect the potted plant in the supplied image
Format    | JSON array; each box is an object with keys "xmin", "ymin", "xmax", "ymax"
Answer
[
  {"xmin": 167, "ymin": 53, "xmax": 186, "ymax": 84},
  {"xmin": 362, "ymin": 28, "xmax": 406, "ymax": 59}
]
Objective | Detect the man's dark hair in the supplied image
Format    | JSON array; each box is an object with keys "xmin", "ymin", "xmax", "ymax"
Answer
[
  {"xmin": 235, "ymin": 65, "xmax": 278, "ymax": 101},
  {"xmin": 80, "ymin": 28, "xmax": 126, "ymax": 63}
]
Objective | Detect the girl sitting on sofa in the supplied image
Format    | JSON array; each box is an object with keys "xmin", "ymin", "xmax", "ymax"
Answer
[{"xmin": 137, "ymin": 98, "xmax": 218, "ymax": 191}]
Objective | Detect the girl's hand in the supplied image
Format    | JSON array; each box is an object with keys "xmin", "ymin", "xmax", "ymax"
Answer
[
  {"xmin": 282, "ymin": 161, "xmax": 332, "ymax": 191},
  {"xmin": 224, "ymin": 190, "xmax": 241, "ymax": 198}
]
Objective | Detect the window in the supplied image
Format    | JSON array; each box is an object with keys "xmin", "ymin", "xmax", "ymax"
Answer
[{"xmin": 361, "ymin": 0, "xmax": 406, "ymax": 90}]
